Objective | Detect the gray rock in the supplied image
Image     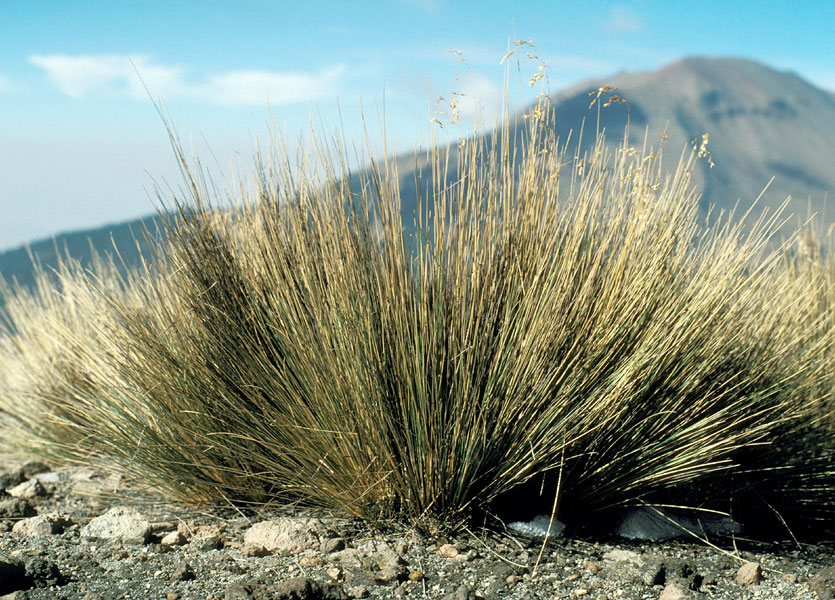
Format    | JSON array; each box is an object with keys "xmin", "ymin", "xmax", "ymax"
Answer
[
  {"xmin": 330, "ymin": 548, "xmax": 364, "ymax": 568},
  {"xmin": 169, "ymin": 560, "xmax": 196, "ymax": 582},
  {"xmin": 664, "ymin": 559, "xmax": 702, "ymax": 590},
  {"xmin": 0, "ymin": 498, "xmax": 35, "ymax": 520},
  {"xmin": 225, "ymin": 577, "xmax": 346, "ymax": 599},
  {"xmin": 23, "ymin": 555, "xmax": 63, "ymax": 587},
  {"xmin": 602, "ymin": 549, "xmax": 640, "ymax": 562},
  {"xmin": 194, "ymin": 535, "xmax": 224, "ymax": 551},
  {"xmin": 813, "ymin": 565, "xmax": 835, "ymax": 600},
  {"xmin": 7, "ymin": 480, "xmax": 46, "ymax": 500},
  {"xmin": 81, "ymin": 506, "xmax": 152, "ymax": 544},
  {"xmin": 615, "ymin": 507, "xmax": 741, "ymax": 540},
  {"xmin": 659, "ymin": 582, "xmax": 695, "ymax": 600},
  {"xmin": 356, "ymin": 539, "xmax": 403, "ymax": 570},
  {"xmin": 346, "ymin": 586, "xmax": 369, "ymax": 599},
  {"xmin": 441, "ymin": 584, "xmax": 475, "ymax": 600},
  {"xmin": 603, "ymin": 555, "xmax": 665, "ymax": 586},
  {"xmin": 12, "ymin": 514, "xmax": 71, "ymax": 536},
  {"xmin": 320, "ymin": 537, "xmax": 345, "ymax": 554},
  {"xmin": 242, "ymin": 518, "xmax": 327, "ymax": 556},
  {"xmin": 482, "ymin": 577, "xmax": 506, "ymax": 600}
]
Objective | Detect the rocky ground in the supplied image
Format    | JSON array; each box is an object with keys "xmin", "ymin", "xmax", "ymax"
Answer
[{"xmin": 0, "ymin": 457, "xmax": 833, "ymax": 600}]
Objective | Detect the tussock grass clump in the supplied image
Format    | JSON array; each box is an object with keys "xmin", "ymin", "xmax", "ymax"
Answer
[{"xmin": 1, "ymin": 110, "xmax": 833, "ymax": 535}]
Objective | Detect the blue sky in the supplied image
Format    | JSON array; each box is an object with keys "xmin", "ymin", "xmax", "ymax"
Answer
[{"xmin": 1, "ymin": 0, "xmax": 833, "ymax": 251}]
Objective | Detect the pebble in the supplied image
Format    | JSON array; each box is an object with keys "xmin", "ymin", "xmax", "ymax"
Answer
[
  {"xmin": 736, "ymin": 561, "xmax": 763, "ymax": 585},
  {"xmin": 0, "ymin": 458, "xmax": 830, "ymax": 600}
]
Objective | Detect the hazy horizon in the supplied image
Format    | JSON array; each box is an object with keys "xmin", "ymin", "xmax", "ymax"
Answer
[{"xmin": 2, "ymin": 1, "xmax": 834, "ymax": 252}]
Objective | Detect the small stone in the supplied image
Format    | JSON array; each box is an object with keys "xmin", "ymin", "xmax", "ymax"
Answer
[
  {"xmin": 298, "ymin": 555, "xmax": 322, "ymax": 567},
  {"xmin": 169, "ymin": 560, "xmax": 195, "ymax": 582},
  {"xmin": 166, "ymin": 594, "xmax": 180, "ymax": 600},
  {"xmin": 348, "ymin": 586, "xmax": 370, "ymax": 599},
  {"xmin": 659, "ymin": 582, "xmax": 695, "ymax": 600},
  {"xmin": 506, "ymin": 575, "xmax": 521, "ymax": 585},
  {"xmin": 442, "ymin": 584, "xmax": 475, "ymax": 600},
  {"xmin": 375, "ymin": 565, "xmax": 408, "ymax": 584},
  {"xmin": 438, "ymin": 543, "xmax": 459, "ymax": 558},
  {"xmin": 320, "ymin": 537, "xmax": 346, "ymax": 554},
  {"xmin": 408, "ymin": 571, "xmax": 423, "ymax": 581},
  {"xmin": 161, "ymin": 531, "xmax": 187, "ymax": 546},
  {"xmin": 602, "ymin": 549, "xmax": 640, "ymax": 562},
  {"xmin": 604, "ymin": 555, "xmax": 665, "ymax": 587},
  {"xmin": 241, "ymin": 544, "xmax": 271, "ymax": 557},
  {"xmin": 7, "ymin": 479, "xmax": 47, "ymax": 499},
  {"xmin": 0, "ymin": 498, "xmax": 36, "ymax": 520},
  {"xmin": 81, "ymin": 506, "xmax": 152, "ymax": 544},
  {"xmin": 194, "ymin": 535, "xmax": 223, "ymax": 551},
  {"xmin": 24, "ymin": 555, "xmax": 64, "ymax": 587},
  {"xmin": 735, "ymin": 561, "xmax": 762, "ymax": 585},
  {"xmin": 177, "ymin": 520, "xmax": 195, "ymax": 538},
  {"xmin": 572, "ymin": 589, "xmax": 588, "ymax": 597},
  {"xmin": 272, "ymin": 577, "xmax": 339, "ymax": 599},
  {"xmin": 242, "ymin": 517, "xmax": 326, "ymax": 556},
  {"xmin": 12, "ymin": 514, "xmax": 71, "ymax": 536},
  {"xmin": 327, "ymin": 567, "xmax": 342, "ymax": 580},
  {"xmin": 586, "ymin": 561, "xmax": 602, "ymax": 573},
  {"xmin": 812, "ymin": 565, "xmax": 835, "ymax": 600},
  {"xmin": 782, "ymin": 572, "xmax": 798, "ymax": 583}
]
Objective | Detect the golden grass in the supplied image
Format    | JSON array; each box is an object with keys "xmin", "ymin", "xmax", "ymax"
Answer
[{"xmin": 0, "ymin": 99, "xmax": 832, "ymax": 535}]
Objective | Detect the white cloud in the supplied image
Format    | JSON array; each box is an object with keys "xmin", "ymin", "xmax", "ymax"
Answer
[
  {"xmin": 29, "ymin": 54, "xmax": 182, "ymax": 99},
  {"xmin": 602, "ymin": 6, "xmax": 644, "ymax": 34},
  {"xmin": 202, "ymin": 66, "xmax": 346, "ymax": 106},
  {"xmin": 29, "ymin": 53, "xmax": 347, "ymax": 106}
]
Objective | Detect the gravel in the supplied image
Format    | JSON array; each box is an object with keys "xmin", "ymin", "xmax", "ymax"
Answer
[{"xmin": 0, "ymin": 457, "xmax": 832, "ymax": 600}]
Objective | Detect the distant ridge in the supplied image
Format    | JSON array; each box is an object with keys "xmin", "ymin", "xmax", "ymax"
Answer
[
  {"xmin": 542, "ymin": 56, "xmax": 835, "ymax": 224},
  {"xmin": 0, "ymin": 215, "xmax": 162, "ymax": 292},
  {"xmin": 2, "ymin": 56, "xmax": 834, "ymax": 292}
]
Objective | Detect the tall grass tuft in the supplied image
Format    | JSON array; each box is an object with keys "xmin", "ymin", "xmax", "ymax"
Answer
[{"xmin": 1, "ymin": 106, "xmax": 832, "ymax": 533}]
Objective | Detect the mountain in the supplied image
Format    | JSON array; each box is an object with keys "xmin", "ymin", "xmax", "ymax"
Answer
[
  {"xmin": 543, "ymin": 57, "xmax": 835, "ymax": 226},
  {"xmin": 0, "ymin": 215, "xmax": 163, "ymax": 292},
  {"xmin": 2, "ymin": 57, "xmax": 834, "ymax": 292}
]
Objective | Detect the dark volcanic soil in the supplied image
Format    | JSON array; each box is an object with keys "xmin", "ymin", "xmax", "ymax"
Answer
[{"xmin": 0, "ymin": 457, "xmax": 833, "ymax": 600}]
